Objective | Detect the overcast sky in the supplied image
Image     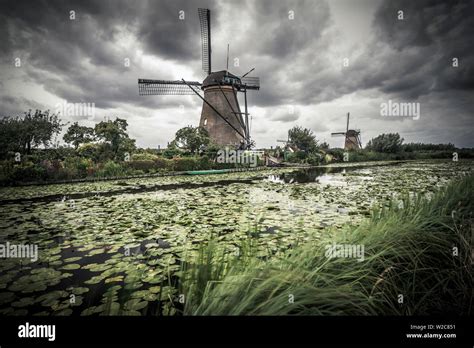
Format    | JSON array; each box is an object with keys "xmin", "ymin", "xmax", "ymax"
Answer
[{"xmin": 1, "ymin": 0, "xmax": 473, "ymax": 148}]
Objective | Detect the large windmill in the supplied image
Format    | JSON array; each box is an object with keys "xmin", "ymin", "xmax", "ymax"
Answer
[
  {"xmin": 331, "ymin": 113, "xmax": 362, "ymax": 150},
  {"xmin": 138, "ymin": 8, "xmax": 260, "ymax": 149}
]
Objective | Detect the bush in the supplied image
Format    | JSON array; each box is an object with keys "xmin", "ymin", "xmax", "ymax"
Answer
[
  {"xmin": 162, "ymin": 147, "xmax": 183, "ymax": 159},
  {"xmin": 10, "ymin": 162, "xmax": 48, "ymax": 182},
  {"xmin": 172, "ymin": 157, "xmax": 198, "ymax": 171},
  {"xmin": 63, "ymin": 156, "xmax": 93, "ymax": 178},
  {"xmin": 77, "ymin": 143, "xmax": 101, "ymax": 161},
  {"xmin": 131, "ymin": 153, "xmax": 159, "ymax": 162},
  {"xmin": 366, "ymin": 133, "xmax": 403, "ymax": 153},
  {"xmin": 154, "ymin": 157, "xmax": 173, "ymax": 170},
  {"xmin": 97, "ymin": 160, "xmax": 124, "ymax": 177},
  {"xmin": 127, "ymin": 160, "xmax": 156, "ymax": 172}
]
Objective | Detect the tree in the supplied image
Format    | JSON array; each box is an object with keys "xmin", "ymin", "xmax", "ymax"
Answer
[
  {"xmin": 319, "ymin": 141, "xmax": 330, "ymax": 150},
  {"xmin": 94, "ymin": 118, "xmax": 135, "ymax": 158},
  {"xmin": 366, "ymin": 133, "xmax": 404, "ymax": 153},
  {"xmin": 171, "ymin": 126, "xmax": 211, "ymax": 155},
  {"xmin": 63, "ymin": 122, "xmax": 94, "ymax": 149},
  {"xmin": 0, "ymin": 110, "xmax": 62, "ymax": 155},
  {"xmin": 287, "ymin": 126, "xmax": 318, "ymax": 153}
]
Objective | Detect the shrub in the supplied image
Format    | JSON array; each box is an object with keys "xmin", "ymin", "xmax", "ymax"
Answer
[
  {"xmin": 171, "ymin": 157, "xmax": 199, "ymax": 171},
  {"xmin": 162, "ymin": 147, "xmax": 183, "ymax": 159},
  {"xmin": 10, "ymin": 162, "xmax": 48, "ymax": 182},
  {"xmin": 154, "ymin": 157, "xmax": 173, "ymax": 170},
  {"xmin": 63, "ymin": 156, "xmax": 93, "ymax": 178},
  {"xmin": 366, "ymin": 133, "xmax": 404, "ymax": 153},
  {"xmin": 97, "ymin": 160, "xmax": 124, "ymax": 177},
  {"xmin": 127, "ymin": 160, "xmax": 156, "ymax": 172},
  {"xmin": 77, "ymin": 143, "xmax": 101, "ymax": 161},
  {"xmin": 131, "ymin": 153, "xmax": 159, "ymax": 162}
]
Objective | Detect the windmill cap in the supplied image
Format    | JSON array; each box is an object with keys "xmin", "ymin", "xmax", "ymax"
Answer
[{"xmin": 202, "ymin": 70, "xmax": 241, "ymax": 89}]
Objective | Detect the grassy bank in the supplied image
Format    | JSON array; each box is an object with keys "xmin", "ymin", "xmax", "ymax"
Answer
[{"xmin": 179, "ymin": 174, "xmax": 473, "ymax": 315}]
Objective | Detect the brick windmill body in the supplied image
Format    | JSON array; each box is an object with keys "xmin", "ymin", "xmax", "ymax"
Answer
[{"xmin": 138, "ymin": 8, "xmax": 259, "ymax": 149}]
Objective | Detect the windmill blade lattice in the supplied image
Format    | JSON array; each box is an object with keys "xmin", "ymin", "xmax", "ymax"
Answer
[
  {"xmin": 241, "ymin": 76, "xmax": 260, "ymax": 90},
  {"xmin": 198, "ymin": 8, "xmax": 211, "ymax": 75},
  {"xmin": 138, "ymin": 79, "xmax": 202, "ymax": 95}
]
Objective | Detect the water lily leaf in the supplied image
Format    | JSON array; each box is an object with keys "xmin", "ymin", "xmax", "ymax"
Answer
[
  {"xmin": 88, "ymin": 249, "xmax": 105, "ymax": 256},
  {"xmin": 85, "ymin": 276, "xmax": 104, "ymax": 285},
  {"xmin": 12, "ymin": 297, "xmax": 35, "ymax": 308},
  {"xmin": 148, "ymin": 286, "xmax": 161, "ymax": 293},
  {"xmin": 69, "ymin": 287, "xmax": 89, "ymax": 295},
  {"xmin": 61, "ymin": 264, "xmax": 80, "ymax": 270},
  {"xmin": 64, "ymin": 257, "xmax": 82, "ymax": 263},
  {"xmin": 104, "ymin": 275, "xmax": 123, "ymax": 284},
  {"xmin": 124, "ymin": 299, "xmax": 148, "ymax": 311}
]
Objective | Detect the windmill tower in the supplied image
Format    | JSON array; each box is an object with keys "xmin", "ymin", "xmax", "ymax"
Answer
[
  {"xmin": 138, "ymin": 8, "xmax": 260, "ymax": 149},
  {"xmin": 331, "ymin": 113, "xmax": 362, "ymax": 150}
]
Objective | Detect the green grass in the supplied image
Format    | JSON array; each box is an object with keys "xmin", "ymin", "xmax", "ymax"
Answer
[{"xmin": 179, "ymin": 174, "xmax": 473, "ymax": 315}]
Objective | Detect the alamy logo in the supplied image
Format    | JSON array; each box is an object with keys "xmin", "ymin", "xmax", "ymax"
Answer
[
  {"xmin": 216, "ymin": 148, "xmax": 259, "ymax": 167},
  {"xmin": 18, "ymin": 322, "xmax": 55, "ymax": 341},
  {"xmin": 55, "ymin": 100, "xmax": 95, "ymax": 119},
  {"xmin": 380, "ymin": 100, "xmax": 420, "ymax": 120},
  {"xmin": 0, "ymin": 242, "xmax": 38, "ymax": 262},
  {"xmin": 325, "ymin": 243, "xmax": 365, "ymax": 262}
]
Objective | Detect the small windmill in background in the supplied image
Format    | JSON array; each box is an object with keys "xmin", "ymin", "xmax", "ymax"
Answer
[
  {"xmin": 138, "ymin": 8, "xmax": 260, "ymax": 149},
  {"xmin": 331, "ymin": 112, "xmax": 362, "ymax": 150}
]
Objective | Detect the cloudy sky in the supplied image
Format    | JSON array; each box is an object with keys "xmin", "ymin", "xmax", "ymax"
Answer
[{"xmin": 1, "ymin": 0, "xmax": 473, "ymax": 149}]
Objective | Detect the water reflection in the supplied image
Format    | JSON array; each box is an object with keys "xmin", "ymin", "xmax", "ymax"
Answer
[{"xmin": 266, "ymin": 166, "xmax": 350, "ymax": 184}]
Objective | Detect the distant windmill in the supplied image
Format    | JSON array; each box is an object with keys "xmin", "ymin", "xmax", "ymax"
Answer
[
  {"xmin": 331, "ymin": 113, "xmax": 362, "ymax": 150},
  {"xmin": 138, "ymin": 8, "xmax": 260, "ymax": 149}
]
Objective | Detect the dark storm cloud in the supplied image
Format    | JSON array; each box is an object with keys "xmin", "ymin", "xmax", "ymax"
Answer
[
  {"xmin": 0, "ymin": 0, "xmax": 215, "ymax": 113},
  {"xmin": 278, "ymin": 0, "xmax": 474, "ymax": 106},
  {"xmin": 370, "ymin": 0, "xmax": 474, "ymax": 99},
  {"xmin": 0, "ymin": 0, "xmax": 472, "ymax": 147}
]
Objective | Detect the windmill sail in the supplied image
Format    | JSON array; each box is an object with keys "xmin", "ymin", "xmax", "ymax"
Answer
[
  {"xmin": 138, "ymin": 79, "xmax": 201, "ymax": 95},
  {"xmin": 138, "ymin": 8, "xmax": 260, "ymax": 149},
  {"xmin": 198, "ymin": 8, "xmax": 211, "ymax": 75},
  {"xmin": 241, "ymin": 76, "xmax": 260, "ymax": 90}
]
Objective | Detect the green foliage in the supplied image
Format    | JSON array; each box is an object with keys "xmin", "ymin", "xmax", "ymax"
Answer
[
  {"xmin": 63, "ymin": 122, "xmax": 94, "ymax": 149},
  {"xmin": 154, "ymin": 157, "xmax": 173, "ymax": 170},
  {"xmin": 131, "ymin": 153, "xmax": 159, "ymax": 162},
  {"xmin": 0, "ymin": 110, "xmax": 62, "ymax": 156},
  {"xmin": 127, "ymin": 160, "xmax": 156, "ymax": 172},
  {"xmin": 402, "ymin": 142, "xmax": 455, "ymax": 152},
  {"xmin": 171, "ymin": 157, "xmax": 200, "ymax": 171},
  {"xmin": 97, "ymin": 161, "xmax": 124, "ymax": 177},
  {"xmin": 366, "ymin": 133, "xmax": 404, "ymax": 153},
  {"xmin": 319, "ymin": 141, "xmax": 330, "ymax": 150},
  {"xmin": 8, "ymin": 162, "xmax": 48, "ymax": 183},
  {"xmin": 162, "ymin": 147, "xmax": 183, "ymax": 159},
  {"xmin": 77, "ymin": 143, "xmax": 101, "ymax": 161},
  {"xmin": 288, "ymin": 126, "xmax": 318, "ymax": 153},
  {"xmin": 172, "ymin": 126, "xmax": 211, "ymax": 155},
  {"xmin": 63, "ymin": 156, "xmax": 94, "ymax": 178},
  {"xmin": 94, "ymin": 118, "xmax": 136, "ymax": 159}
]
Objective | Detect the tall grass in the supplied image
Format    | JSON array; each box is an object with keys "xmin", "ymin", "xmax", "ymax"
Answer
[{"xmin": 179, "ymin": 174, "xmax": 473, "ymax": 315}]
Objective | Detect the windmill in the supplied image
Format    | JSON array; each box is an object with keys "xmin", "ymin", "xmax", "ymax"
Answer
[
  {"xmin": 331, "ymin": 112, "xmax": 362, "ymax": 150},
  {"xmin": 138, "ymin": 8, "xmax": 260, "ymax": 149}
]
